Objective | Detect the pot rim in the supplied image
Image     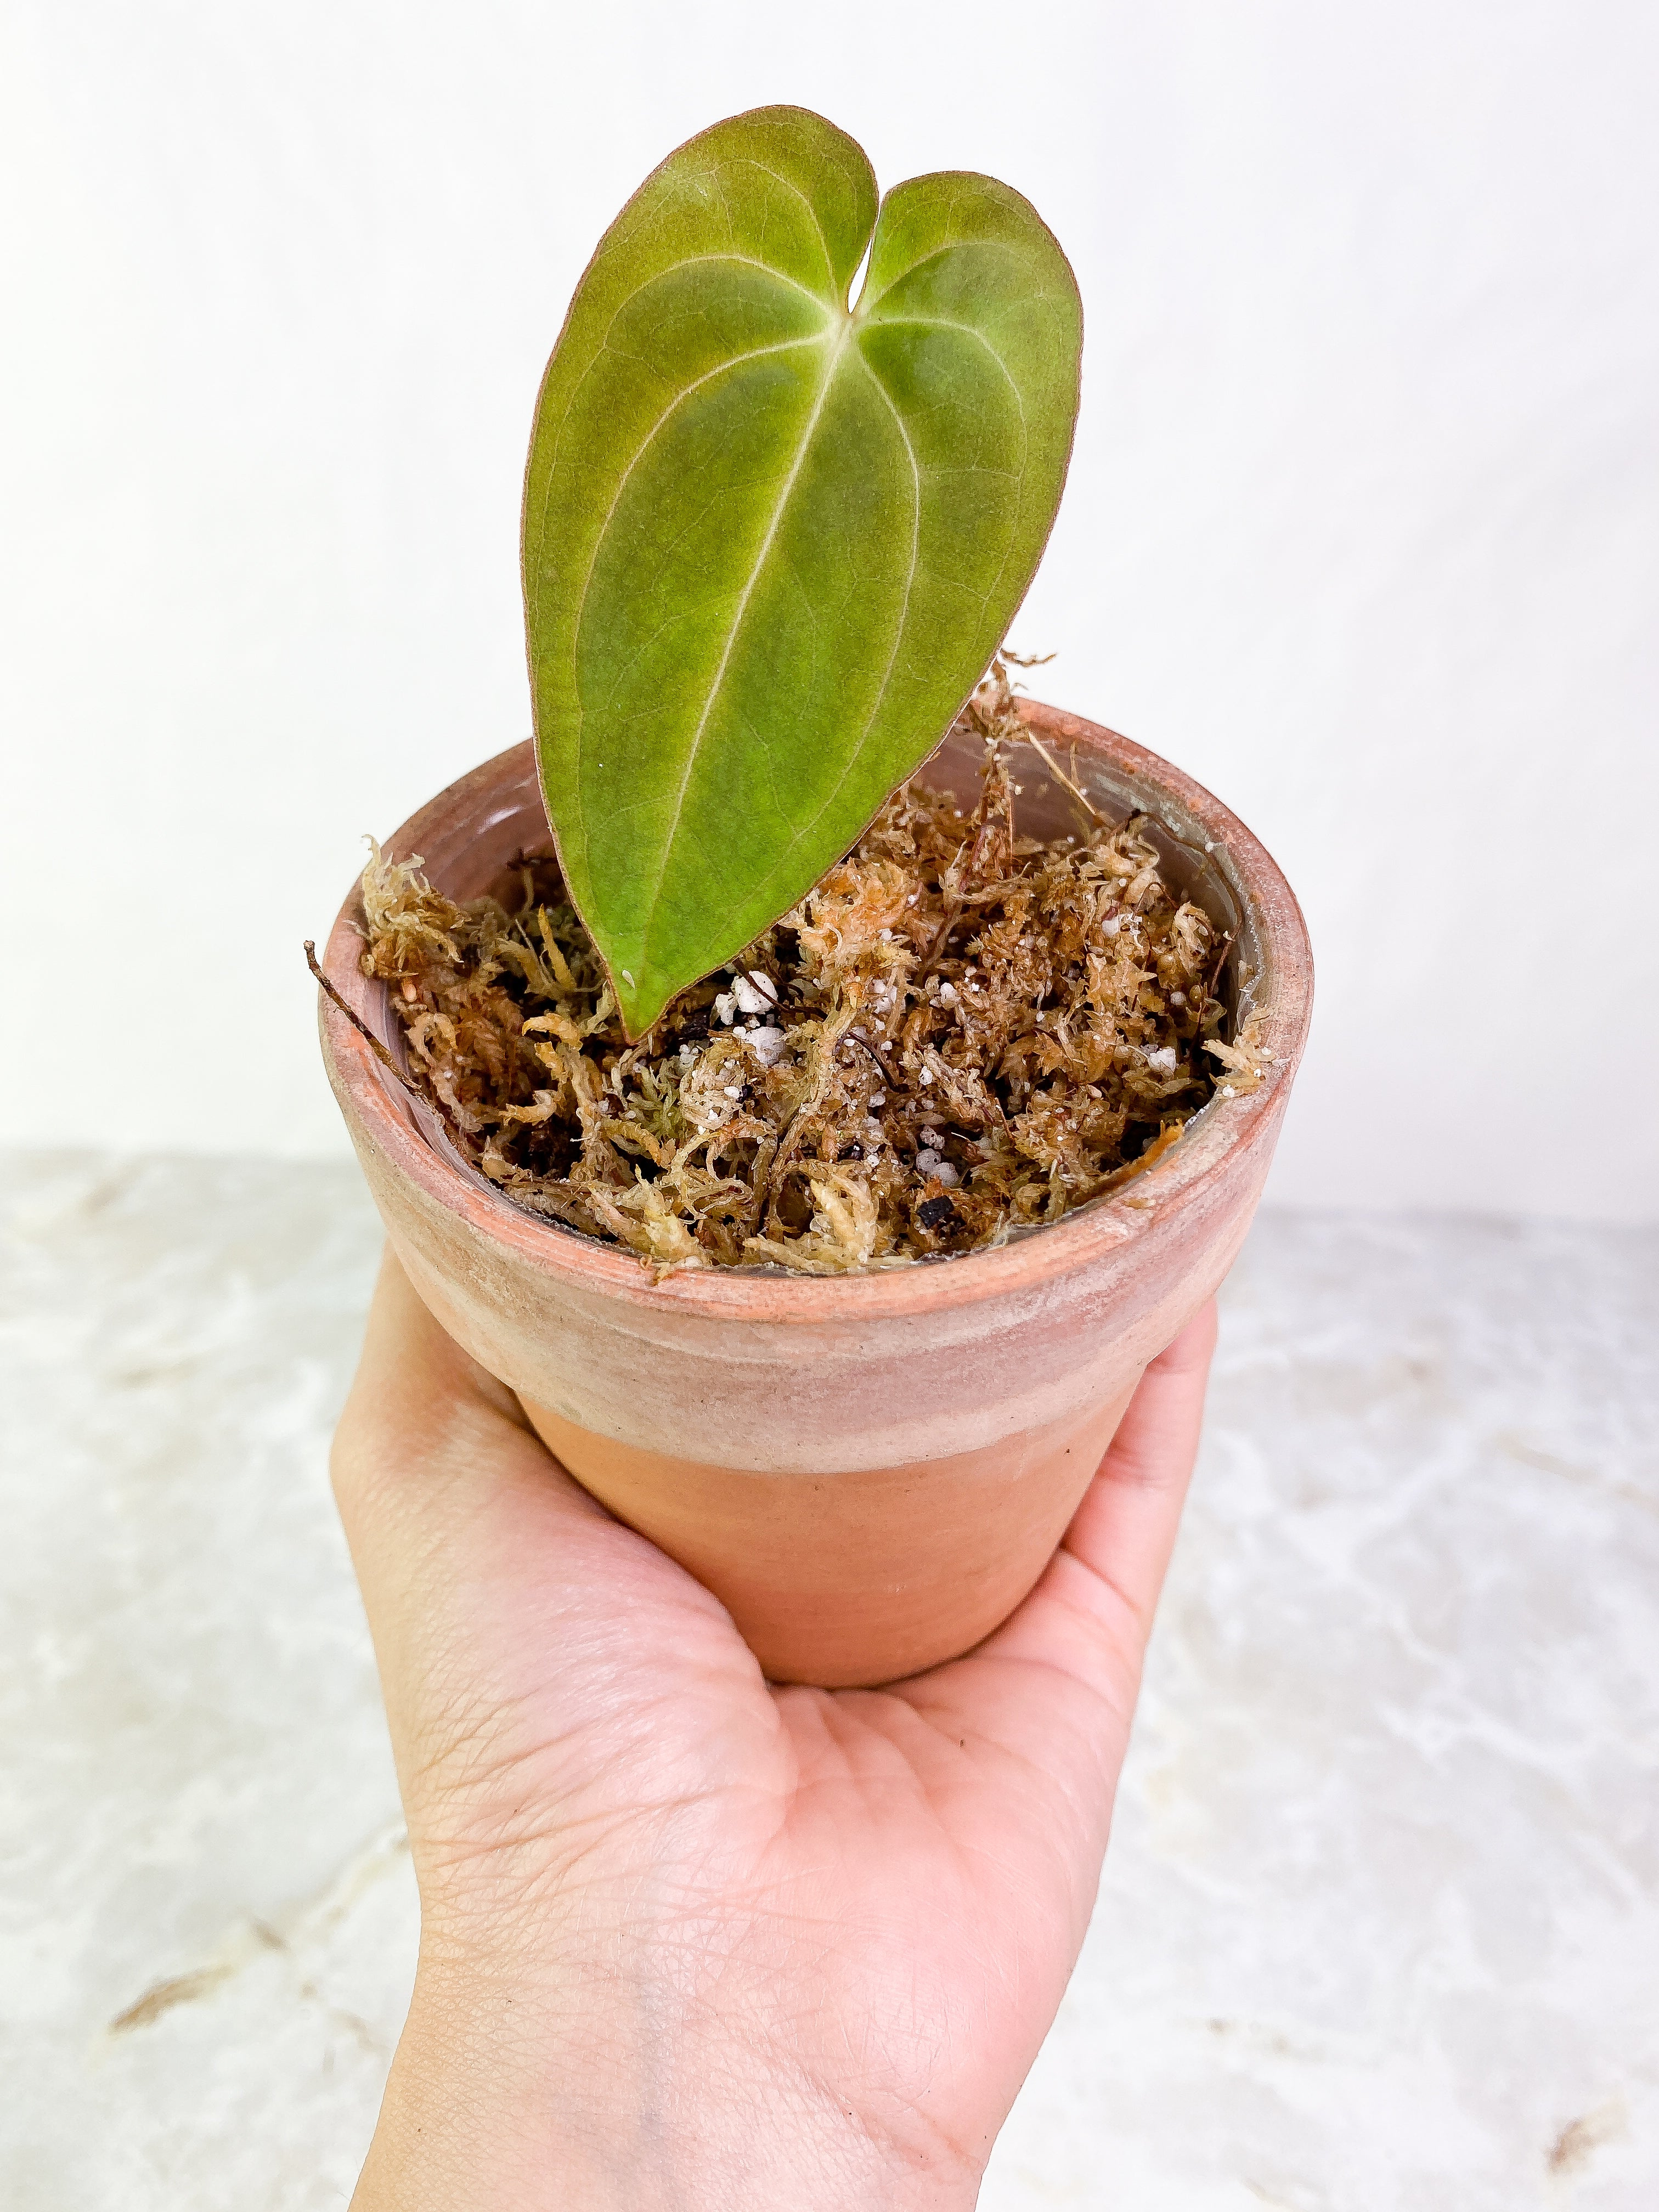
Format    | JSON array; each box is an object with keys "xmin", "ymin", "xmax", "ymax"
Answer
[{"xmin": 319, "ymin": 698, "xmax": 1313, "ymax": 1323}]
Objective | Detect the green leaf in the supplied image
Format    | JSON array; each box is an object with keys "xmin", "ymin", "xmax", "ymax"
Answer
[{"xmin": 522, "ymin": 105, "xmax": 1082, "ymax": 1037}]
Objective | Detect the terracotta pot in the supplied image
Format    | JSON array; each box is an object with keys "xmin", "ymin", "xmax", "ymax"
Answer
[{"xmin": 318, "ymin": 701, "xmax": 1312, "ymax": 1687}]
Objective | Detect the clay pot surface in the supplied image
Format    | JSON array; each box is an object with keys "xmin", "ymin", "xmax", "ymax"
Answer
[{"xmin": 319, "ymin": 701, "xmax": 1313, "ymax": 1686}]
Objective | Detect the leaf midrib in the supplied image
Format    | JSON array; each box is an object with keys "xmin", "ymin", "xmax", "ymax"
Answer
[
  {"xmin": 637, "ymin": 312, "xmax": 857, "ymax": 970},
  {"xmin": 633, "ymin": 292, "xmax": 1025, "ymax": 969},
  {"xmin": 561, "ymin": 222, "xmax": 1056, "ymax": 989}
]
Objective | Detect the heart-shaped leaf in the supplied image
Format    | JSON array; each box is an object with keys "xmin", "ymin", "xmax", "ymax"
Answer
[{"xmin": 523, "ymin": 105, "xmax": 1082, "ymax": 1036}]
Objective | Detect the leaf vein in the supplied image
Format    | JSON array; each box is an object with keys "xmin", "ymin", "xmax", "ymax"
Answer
[
  {"xmin": 566, "ymin": 328, "xmax": 830, "ymax": 685},
  {"xmin": 638, "ymin": 318, "xmax": 855, "ymax": 967},
  {"xmin": 866, "ymin": 315, "xmax": 1028, "ymax": 433}
]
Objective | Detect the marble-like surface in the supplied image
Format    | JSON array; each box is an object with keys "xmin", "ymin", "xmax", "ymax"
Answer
[{"xmin": 2, "ymin": 1154, "xmax": 1654, "ymax": 2208}]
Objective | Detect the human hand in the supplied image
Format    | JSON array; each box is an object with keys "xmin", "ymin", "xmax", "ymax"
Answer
[{"xmin": 331, "ymin": 1251, "xmax": 1216, "ymax": 2210}]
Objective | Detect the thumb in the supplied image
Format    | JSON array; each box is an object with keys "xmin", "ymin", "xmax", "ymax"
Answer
[
  {"xmin": 329, "ymin": 1250, "xmax": 619, "ymax": 1740},
  {"xmin": 972, "ymin": 1299, "xmax": 1217, "ymax": 1719}
]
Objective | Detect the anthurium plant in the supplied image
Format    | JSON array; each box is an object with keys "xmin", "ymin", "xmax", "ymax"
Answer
[
  {"xmin": 315, "ymin": 101, "xmax": 1308, "ymax": 1683},
  {"xmin": 522, "ymin": 104, "xmax": 1082, "ymax": 1038}
]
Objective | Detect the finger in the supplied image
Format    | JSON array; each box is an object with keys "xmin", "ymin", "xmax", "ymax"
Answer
[
  {"xmin": 336, "ymin": 1245, "xmax": 528, "ymax": 1461},
  {"xmin": 332, "ymin": 1246, "xmax": 594, "ymax": 1534},
  {"xmin": 1060, "ymin": 1296, "xmax": 1217, "ymax": 1640},
  {"xmin": 330, "ymin": 1251, "xmax": 616, "ymax": 1653},
  {"xmin": 331, "ymin": 1250, "xmax": 733, "ymax": 1699},
  {"xmin": 970, "ymin": 1299, "xmax": 1218, "ymax": 1709}
]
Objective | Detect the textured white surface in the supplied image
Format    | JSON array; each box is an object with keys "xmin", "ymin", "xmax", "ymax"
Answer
[
  {"xmin": 3, "ymin": 4, "xmax": 1657, "ymax": 1216},
  {"xmin": 2, "ymin": 1153, "xmax": 1655, "ymax": 2207}
]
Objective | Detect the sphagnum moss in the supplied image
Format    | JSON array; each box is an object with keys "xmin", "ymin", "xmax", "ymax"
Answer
[{"xmin": 356, "ymin": 673, "xmax": 1258, "ymax": 1276}]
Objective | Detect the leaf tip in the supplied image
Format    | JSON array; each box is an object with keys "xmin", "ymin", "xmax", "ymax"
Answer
[{"xmin": 613, "ymin": 964, "xmax": 674, "ymax": 1045}]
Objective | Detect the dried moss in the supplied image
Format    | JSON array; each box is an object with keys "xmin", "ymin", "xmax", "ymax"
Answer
[{"xmin": 356, "ymin": 668, "xmax": 1260, "ymax": 1275}]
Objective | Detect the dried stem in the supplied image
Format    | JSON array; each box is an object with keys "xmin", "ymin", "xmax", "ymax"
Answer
[
  {"xmin": 304, "ymin": 941, "xmax": 424, "ymax": 1099},
  {"xmin": 1025, "ymin": 730, "xmax": 1109, "ymax": 827}
]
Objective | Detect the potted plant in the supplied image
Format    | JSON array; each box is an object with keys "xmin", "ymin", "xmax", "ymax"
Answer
[{"xmin": 314, "ymin": 105, "xmax": 1312, "ymax": 1688}]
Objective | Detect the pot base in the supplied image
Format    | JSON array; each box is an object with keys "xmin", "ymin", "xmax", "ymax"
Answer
[{"xmin": 518, "ymin": 1384, "xmax": 1140, "ymax": 1688}]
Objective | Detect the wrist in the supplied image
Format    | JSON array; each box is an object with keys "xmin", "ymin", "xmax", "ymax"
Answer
[{"xmin": 353, "ymin": 1947, "xmax": 981, "ymax": 2212}]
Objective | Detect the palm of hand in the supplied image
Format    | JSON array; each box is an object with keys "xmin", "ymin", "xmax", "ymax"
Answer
[{"xmin": 335, "ymin": 1258, "xmax": 1212, "ymax": 2208}]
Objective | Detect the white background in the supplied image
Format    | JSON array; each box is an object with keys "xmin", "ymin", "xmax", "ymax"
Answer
[{"xmin": 4, "ymin": 1, "xmax": 1655, "ymax": 1218}]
